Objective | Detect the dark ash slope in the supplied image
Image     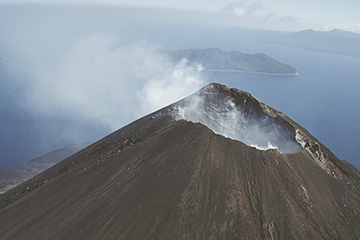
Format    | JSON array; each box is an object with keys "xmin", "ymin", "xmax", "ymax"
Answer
[{"xmin": 0, "ymin": 83, "xmax": 359, "ymax": 240}]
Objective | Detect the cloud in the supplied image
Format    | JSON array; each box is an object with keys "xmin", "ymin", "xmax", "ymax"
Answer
[
  {"xmin": 263, "ymin": 12, "xmax": 296, "ymax": 24},
  {"xmin": 7, "ymin": 34, "xmax": 204, "ymax": 133},
  {"xmin": 221, "ymin": 1, "xmax": 262, "ymax": 17},
  {"xmin": 263, "ymin": 12, "xmax": 276, "ymax": 23},
  {"xmin": 218, "ymin": 2, "xmax": 300, "ymax": 31},
  {"xmin": 233, "ymin": 7, "xmax": 247, "ymax": 17},
  {"xmin": 175, "ymin": 90, "xmax": 302, "ymax": 153},
  {"xmin": 280, "ymin": 15, "xmax": 296, "ymax": 23},
  {"xmin": 143, "ymin": 58, "xmax": 204, "ymax": 111}
]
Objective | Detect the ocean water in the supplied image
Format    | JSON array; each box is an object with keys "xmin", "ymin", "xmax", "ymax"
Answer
[
  {"xmin": 205, "ymin": 42, "xmax": 360, "ymax": 169},
  {"xmin": 1, "ymin": 37, "xmax": 359, "ymax": 170}
]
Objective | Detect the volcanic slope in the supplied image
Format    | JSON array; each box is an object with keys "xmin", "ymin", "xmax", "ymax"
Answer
[
  {"xmin": 0, "ymin": 83, "xmax": 360, "ymax": 240},
  {"xmin": 0, "ymin": 143, "xmax": 89, "ymax": 194}
]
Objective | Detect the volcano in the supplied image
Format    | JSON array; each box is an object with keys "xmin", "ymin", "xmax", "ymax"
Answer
[
  {"xmin": 0, "ymin": 83, "xmax": 359, "ymax": 240},
  {"xmin": 0, "ymin": 143, "xmax": 89, "ymax": 193}
]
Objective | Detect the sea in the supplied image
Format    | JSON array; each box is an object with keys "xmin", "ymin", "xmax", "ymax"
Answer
[
  {"xmin": 1, "ymin": 37, "xmax": 359, "ymax": 170},
  {"xmin": 204, "ymin": 41, "xmax": 360, "ymax": 169}
]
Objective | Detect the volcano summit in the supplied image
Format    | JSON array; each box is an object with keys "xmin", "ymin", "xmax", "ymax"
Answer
[{"xmin": 0, "ymin": 83, "xmax": 359, "ymax": 240}]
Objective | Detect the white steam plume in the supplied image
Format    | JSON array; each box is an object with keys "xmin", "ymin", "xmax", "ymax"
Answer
[
  {"xmin": 8, "ymin": 35, "xmax": 204, "ymax": 133},
  {"xmin": 175, "ymin": 91, "xmax": 302, "ymax": 153}
]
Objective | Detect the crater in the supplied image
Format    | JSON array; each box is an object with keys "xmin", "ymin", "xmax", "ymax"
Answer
[{"xmin": 173, "ymin": 84, "xmax": 302, "ymax": 153}]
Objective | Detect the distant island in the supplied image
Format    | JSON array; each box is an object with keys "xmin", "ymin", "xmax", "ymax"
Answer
[
  {"xmin": 232, "ymin": 28, "xmax": 360, "ymax": 58},
  {"xmin": 166, "ymin": 48, "xmax": 298, "ymax": 75},
  {"xmin": 282, "ymin": 29, "xmax": 360, "ymax": 57}
]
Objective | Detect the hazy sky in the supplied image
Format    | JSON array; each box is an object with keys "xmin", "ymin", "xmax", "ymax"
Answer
[{"xmin": 0, "ymin": 0, "xmax": 359, "ymax": 32}]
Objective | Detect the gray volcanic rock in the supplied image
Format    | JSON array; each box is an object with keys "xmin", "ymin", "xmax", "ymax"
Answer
[
  {"xmin": 167, "ymin": 48, "xmax": 298, "ymax": 75},
  {"xmin": 0, "ymin": 143, "xmax": 89, "ymax": 194},
  {"xmin": 0, "ymin": 83, "xmax": 359, "ymax": 240}
]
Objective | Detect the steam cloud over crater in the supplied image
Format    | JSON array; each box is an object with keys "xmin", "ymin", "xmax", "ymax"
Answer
[
  {"xmin": 173, "ymin": 85, "xmax": 302, "ymax": 153},
  {"xmin": 6, "ymin": 35, "xmax": 204, "ymax": 135}
]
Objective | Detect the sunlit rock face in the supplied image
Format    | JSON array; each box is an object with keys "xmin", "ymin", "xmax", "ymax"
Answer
[{"xmin": 172, "ymin": 83, "xmax": 302, "ymax": 153}]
